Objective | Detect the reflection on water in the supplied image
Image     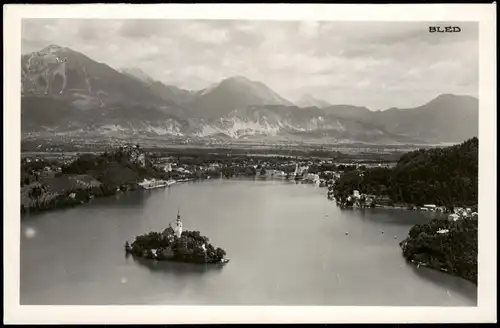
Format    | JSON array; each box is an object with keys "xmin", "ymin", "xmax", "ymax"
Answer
[
  {"xmin": 112, "ymin": 189, "xmax": 151, "ymax": 207},
  {"xmin": 130, "ymin": 255, "xmax": 225, "ymax": 276},
  {"xmin": 347, "ymin": 207, "xmax": 447, "ymax": 226},
  {"xmin": 407, "ymin": 264, "xmax": 477, "ymax": 302},
  {"xmin": 21, "ymin": 179, "xmax": 477, "ymax": 305}
]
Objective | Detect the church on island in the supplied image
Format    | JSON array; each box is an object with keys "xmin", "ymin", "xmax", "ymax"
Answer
[
  {"xmin": 162, "ymin": 208, "xmax": 183, "ymax": 240},
  {"xmin": 125, "ymin": 207, "xmax": 229, "ymax": 264}
]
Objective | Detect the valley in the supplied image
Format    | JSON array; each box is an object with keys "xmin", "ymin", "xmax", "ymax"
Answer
[{"xmin": 22, "ymin": 133, "xmax": 428, "ymax": 165}]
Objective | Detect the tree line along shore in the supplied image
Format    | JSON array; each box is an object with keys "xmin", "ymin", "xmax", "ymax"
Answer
[
  {"xmin": 328, "ymin": 137, "xmax": 477, "ymax": 211},
  {"xmin": 327, "ymin": 137, "xmax": 478, "ymax": 284},
  {"xmin": 20, "ymin": 144, "xmax": 388, "ymax": 215},
  {"xmin": 20, "ymin": 138, "xmax": 478, "ymax": 283}
]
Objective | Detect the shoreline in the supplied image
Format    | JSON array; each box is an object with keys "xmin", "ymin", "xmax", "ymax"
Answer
[
  {"xmin": 21, "ymin": 177, "xmax": 477, "ymax": 287},
  {"xmin": 400, "ymin": 217, "xmax": 478, "ymax": 285},
  {"xmin": 332, "ymin": 200, "xmax": 451, "ymax": 214},
  {"xmin": 21, "ymin": 176, "xmax": 321, "ymax": 216},
  {"xmin": 404, "ymin": 248, "xmax": 477, "ymax": 285},
  {"xmin": 21, "ymin": 177, "xmax": 196, "ymax": 217}
]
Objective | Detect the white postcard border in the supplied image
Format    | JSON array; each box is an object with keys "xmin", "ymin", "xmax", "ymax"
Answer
[{"xmin": 3, "ymin": 3, "xmax": 497, "ymax": 324}]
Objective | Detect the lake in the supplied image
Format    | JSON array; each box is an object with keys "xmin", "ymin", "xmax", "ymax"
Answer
[{"xmin": 20, "ymin": 179, "xmax": 477, "ymax": 305}]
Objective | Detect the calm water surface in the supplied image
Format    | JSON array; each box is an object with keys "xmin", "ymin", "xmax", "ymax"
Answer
[{"xmin": 21, "ymin": 179, "xmax": 477, "ymax": 305}]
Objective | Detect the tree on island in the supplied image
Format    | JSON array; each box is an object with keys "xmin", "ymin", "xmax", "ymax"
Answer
[{"xmin": 127, "ymin": 229, "xmax": 228, "ymax": 264}]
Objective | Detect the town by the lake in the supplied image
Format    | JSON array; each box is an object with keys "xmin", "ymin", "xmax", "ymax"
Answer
[{"xmin": 20, "ymin": 138, "xmax": 478, "ymax": 306}]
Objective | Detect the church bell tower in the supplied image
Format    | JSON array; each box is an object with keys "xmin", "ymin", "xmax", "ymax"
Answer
[{"xmin": 174, "ymin": 208, "xmax": 183, "ymax": 238}]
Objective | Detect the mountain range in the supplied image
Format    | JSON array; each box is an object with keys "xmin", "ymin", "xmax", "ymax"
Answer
[{"xmin": 21, "ymin": 45, "xmax": 478, "ymax": 144}]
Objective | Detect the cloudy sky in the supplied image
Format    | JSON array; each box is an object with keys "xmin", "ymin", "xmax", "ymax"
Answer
[{"xmin": 22, "ymin": 19, "xmax": 478, "ymax": 110}]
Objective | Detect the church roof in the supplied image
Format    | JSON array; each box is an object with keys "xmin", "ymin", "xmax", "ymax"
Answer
[{"xmin": 162, "ymin": 226, "xmax": 175, "ymax": 236}]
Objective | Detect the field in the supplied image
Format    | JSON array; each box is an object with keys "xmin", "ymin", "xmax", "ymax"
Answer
[{"xmin": 20, "ymin": 135, "xmax": 436, "ymax": 164}]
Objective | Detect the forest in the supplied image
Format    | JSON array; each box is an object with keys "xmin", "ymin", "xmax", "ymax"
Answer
[
  {"xmin": 20, "ymin": 146, "xmax": 168, "ymax": 215},
  {"xmin": 400, "ymin": 215, "xmax": 478, "ymax": 284},
  {"xmin": 331, "ymin": 137, "xmax": 478, "ymax": 208}
]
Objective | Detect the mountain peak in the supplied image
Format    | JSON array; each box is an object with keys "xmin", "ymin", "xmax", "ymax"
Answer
[
  {"xmin": 296, "ymin": 94, "xmax": 331, "ymax": 109},
  {"xmin": 192, "ymin": 76, "xmax": 294, "ymax": 119},
  {"xmin": 435, "ymin": 93, "xmax": 477, "ymax": 101},
  {"xmin": 40, "ymin": 44, "xmax": 66, "ymax": 53},
  {"xmin": 434, "ymin": 93, "xmax": 459, "ymax": 101},
  {"xmin": 227, "ymin": 75, "xmax": 249, "ymax": 81},
  {"xmin": 20, "ymin": 44, "xmax": 477, "ymax": 144},
  {"xmin": 221, "ymin": 76, "xmax": 255, "ymax": 84},
  {"xmin": 426, "ymin": 93, "xmax": 478, "ymax": 107},
  {"xmin": 120, "ymin": 67, "xmax": 155, "ymax": 84}
]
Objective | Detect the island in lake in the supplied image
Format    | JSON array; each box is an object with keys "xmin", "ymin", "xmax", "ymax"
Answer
[{"xmin": 125, "ymin": 209, "xmax": 229, "ymax": 264}]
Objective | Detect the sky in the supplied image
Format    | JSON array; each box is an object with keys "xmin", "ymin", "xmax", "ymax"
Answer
[{"xmin": 22, "ymin": 19, "xmax": 478, "ymax": 110}]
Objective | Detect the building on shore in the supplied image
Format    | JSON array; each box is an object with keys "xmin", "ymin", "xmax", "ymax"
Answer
[
  {"xmin": 303, "ymin": 173, "xmax": 320, "ymax": 185},
  {"xmin": 423, "ymin": 204, "xmax": 437, "ymax": 211},
  {"xmin": 265, "ymin": 170, "xmax": 286, "ymax": 179}
]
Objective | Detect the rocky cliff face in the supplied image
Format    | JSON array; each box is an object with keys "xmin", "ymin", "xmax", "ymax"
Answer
[{"xmin": 190, "ymin": 105, "xmax": 419, "ymax": 143}]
